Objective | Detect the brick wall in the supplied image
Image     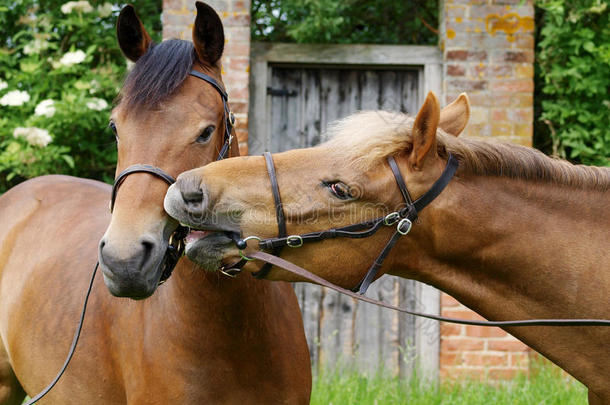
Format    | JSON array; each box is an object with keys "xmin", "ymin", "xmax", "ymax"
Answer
[
  {"xmin": 162, "ymin": 0, "xmax": 251, "ymax": 154},
  {"xmin": 439, "ymin": 0, "xmax": 535, "ymax": 379}
]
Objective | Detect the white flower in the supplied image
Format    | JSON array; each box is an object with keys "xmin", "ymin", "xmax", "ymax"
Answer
[
  {"xmin": 61, "ymin": 1, "xmax": 93, "ymax": 14},
  {"xmin": 86, "ymin": 98, "xmax": 108, "ymax": 111},
  {"xmin": 59, "ymin": 50, "xmax": 86, "ymax": 66},
  {"xmin": 0, "ymin": 80, "xmax": 7, "ymax": 91},
  {"xmin": 97, "ymin": 3, "xmax": 113, "ymax": 18},
  {"xmin": 0, "ymin": 90, "xmax": 30, "ymax": 106},
  {"xmin": 13, "ymin": 127, "xmax": 52, "ymax": 147},
  {"xmin": 35, "ymin": 99, "xmax": 56, "ymax": 117},
  {"xmin": 23, "ymin": 39, "xmax": 49, "ymax": 55}
]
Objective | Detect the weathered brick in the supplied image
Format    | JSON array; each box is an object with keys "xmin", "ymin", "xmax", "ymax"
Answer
[
  {"xmin": 447, "ymin": 64, "xmax": 466, "ymax": 76},
  {"xmin": 446, "ymin": 49, "xmax": 469, "ymax": 61},
  {"xmin": 491, "ymin": 108, "xmax": 508, "ymax": 121},
  {"xmin": 162, "ymin": 13, "xmax": 191, "ymax": 27},
  {"xmin": 514, "ymin": 34, "xmax": 534, "ymax": 49},
  {"xmin": 463, "ymin": 353, "xmax": 509, "ymax": 367},
  {"xmin": 511, "ymin": 92, "xmax": 533, "ymax": 107},
  {"xmin": 488, "ymin": 339, "xmax": 529, "ymax": 352},
  {"xmin": 490, "ymin": 79, "xmax": 533, "ymax": 92},
  {"xmin": 488, "ymin": 368, "xmax": 521, "ymax": 379},
  {"xmin": 447, "ymin": 79, "xmax": 488, "ymax": 92},
  {"xmin": 442, "ymin": 338, "xmax": 486, "ymax": 351},
  {"xmin": 469, "ymin": 107, "xmax": 490, "ymax": 124},
  {"xmin": 510, "ymin": 353, "xmax": 530, "ymax": 367},
  {"xmin": 441, "ymin": 323, "xmax": 462, "ymax": 337},
  {"xmin": 441, "ymin": 293, "xmax": 461, "ymax": 307},
  {"xmin": 491, "ymin": 50, "xmax": 534, "ymax": 63},
  {"xmin": 442, "ymin": 308, "xmax": 486, "ymax": 321},
  {"xmin": 514, "ymin": 64, "xmax": 534, "ymax": 78},
  {"xmin": 491, "ymin": 121, "xmax": 512, "ymax": 135},
  {"xmin": 465, "ymin": 326, "xmax": 507, "ymax": 338}
]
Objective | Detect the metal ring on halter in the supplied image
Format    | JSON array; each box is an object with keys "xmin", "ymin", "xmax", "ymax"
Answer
[
  {"xmin": 219, "ymin": 266, "xmax": 241, "ymax": 278},
  {"xmin": 238, "ymin": 236, "xmax": 262, "ymax": 261},
  {"xmin": 397, "ymin": 218, "xmax": 413, "ymax": 235},
  {"xmin": 384, "ymin": 212, "xmax": 400, "ymax": 226},
  {"xmin": 286, "ymin": 235, "xmax": 303, "ymax": 248}
]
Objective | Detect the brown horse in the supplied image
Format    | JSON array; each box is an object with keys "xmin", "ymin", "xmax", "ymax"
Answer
[
  {"xmin": 0, "ymin": 3, "xmax": 310, "ymax": 404},
  {"xmin": 165, "ymin": 92, "xmax": 610, "ymax": 404}
]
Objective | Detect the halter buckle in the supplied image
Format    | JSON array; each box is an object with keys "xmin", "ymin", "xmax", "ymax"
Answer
[
  {"xmin": 384, "ymin": 212, "xmax": 400, "ymax": 225},
  {"xmin": 286, "ymin": 235, "xmax": 303, "ymax": 248},
  {"xmin": 228, "ymin": 111, "xmax": 236, "ymax": 127},
  {"xmin": 396, "ymin": 218, "xmax": 412, "ymax": 235}
]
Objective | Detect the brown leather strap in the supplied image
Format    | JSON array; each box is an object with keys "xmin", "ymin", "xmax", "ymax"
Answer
[
  {"xmin": 252, "ymin": 152, "xmax": 287, "ymax": 278},
  {"xmin": 249, "ymin": 251, "xmax": 610, "ymax": 327}
]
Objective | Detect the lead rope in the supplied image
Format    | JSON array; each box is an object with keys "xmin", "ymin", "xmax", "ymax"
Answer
[
  {"xmin": 249, "ymin": 251, "xmax": 610, "ymax": 327},
  {"xmin": 25, "ymin": 262, "xmax": 98, "ymax": 404}
]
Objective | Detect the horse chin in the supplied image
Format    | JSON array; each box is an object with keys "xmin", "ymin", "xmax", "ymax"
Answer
[
  {"xmin": 101, "ymin": 266, "xmax": 161, "ymax": 300},
  {"xmin": 185, "ymin": 231, "xmax": 235, "ymax": 272}
]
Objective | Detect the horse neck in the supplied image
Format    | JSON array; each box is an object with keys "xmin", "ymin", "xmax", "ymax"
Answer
[{"xmin": 395, "ymin": 175, "xmax": 609, "ymax": 321}]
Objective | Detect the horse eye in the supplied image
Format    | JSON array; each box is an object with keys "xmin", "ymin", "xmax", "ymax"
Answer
[
  {"xmin": 108, "ymin": 121, "xmax": 117, "ymax": 134},
  {"xmin": 326, "ymin": 181, "xmax": 353, "ymax": 200},
  {"xmin": 196, "ymin": 125, "xmax": 215, "ymax": 143}
]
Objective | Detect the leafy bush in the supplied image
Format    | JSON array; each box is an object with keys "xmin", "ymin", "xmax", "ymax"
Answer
[
  {"xmin": 252, "ymin": 0, "xmax": 438, "ymax": 45},
  {"xmin": 0, "ymin": 1, "xmax": 161, "ymax": 193},
  {"xmin": 536, "ymin": 0, "xmax": 610, "ymax": 166}
]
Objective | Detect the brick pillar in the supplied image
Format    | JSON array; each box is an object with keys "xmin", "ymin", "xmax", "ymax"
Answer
[
  {"xmin": 163, "ymin": 0, "xmax": 251, "ymax": 155},
  {"xmin": 438, "ymin": 0, "xmax": 535, "ymax": 380}
]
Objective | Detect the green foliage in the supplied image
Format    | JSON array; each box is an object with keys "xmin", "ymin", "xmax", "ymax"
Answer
[
  {"xmin": 252, "ymin": 0, "xmax": 438, "ymax": 45},
  {"xmin": 0, "ymin": 0, "xmax": 161, "ymax": 193},
  {"xmin": 311, "ymin": 359, "xmax": 586, "ymax": 405},
  {"xmin": 536, "ymin": 0, "xmax": 610, "ymax": 166}
]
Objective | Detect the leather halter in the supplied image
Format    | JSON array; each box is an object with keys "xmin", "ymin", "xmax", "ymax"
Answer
[
  {"xmin": 237, "ymin": 153, "xmax": 459, "ymax": 294},
  {"xmin": 110, "ymin": 69, "xmax": 235, "ymax": 284}
]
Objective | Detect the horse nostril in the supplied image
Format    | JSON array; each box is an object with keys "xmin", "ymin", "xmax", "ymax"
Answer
[
  {"xmin": 181, "ymin": 187, "xmax": 204, "ymax": 204},
  {"xmin": 140, "ymin": 238, "xmax": 156, "ymax": 269}
]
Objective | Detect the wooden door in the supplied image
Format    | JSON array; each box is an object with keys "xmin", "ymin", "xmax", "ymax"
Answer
[{"xmin": 249, "ymin": 44, "xmax": 443, "ymax": 380}]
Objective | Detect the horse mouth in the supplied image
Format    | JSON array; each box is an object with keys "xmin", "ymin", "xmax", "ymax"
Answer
[{"xmin": 183, "ymin": 228, "xmax": 241, "ymax": 271}]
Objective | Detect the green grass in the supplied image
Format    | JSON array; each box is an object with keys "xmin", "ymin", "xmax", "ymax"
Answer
[{"xmin": 311, "ymin": 360, "xmax": 587, "ymax": 405}]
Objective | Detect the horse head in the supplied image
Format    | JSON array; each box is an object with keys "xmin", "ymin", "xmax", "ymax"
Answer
[{"xmin": 99, "ymin": 2, "xmax": 238, "ymax": 299}]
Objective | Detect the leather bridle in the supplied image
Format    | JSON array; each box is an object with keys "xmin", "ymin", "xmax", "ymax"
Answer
[
  {"xmin": 110, "ymin": 69, "xmax": 234, "ymax": 284},
  {"xmin": 233, "ymin": 151, "xmax": 459, "ymax": 293}
]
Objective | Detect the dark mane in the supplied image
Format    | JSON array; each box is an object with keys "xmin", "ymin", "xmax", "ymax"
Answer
[{"xmin": 120, "ymin": 39, "xmax": 196, "ymax": 111}]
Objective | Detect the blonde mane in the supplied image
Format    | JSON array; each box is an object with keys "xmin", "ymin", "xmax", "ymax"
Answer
[{"xmin": 322, "ymin": 111, "xmax": 610, "ymax": 191}]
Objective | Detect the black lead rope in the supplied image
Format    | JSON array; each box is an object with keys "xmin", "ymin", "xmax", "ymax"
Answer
[{"xmin": 25, "ymin": 262, "xmax": 98, "ymax": 405}]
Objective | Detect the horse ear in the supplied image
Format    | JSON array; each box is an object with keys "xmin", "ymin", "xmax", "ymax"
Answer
[
  {"xmin": 410, "ymin": 92, "xmax": 440, "ymax": 169},
  {"xmin": 439, "ymin": 93, "xmax": 470, "ymax": 137},
  {"xmin": 192, "ymin": 2, "xmax": 225, "ymax": 66},
  {"xmin": 116, "ymin": 5, "xmax": 152, "ymax": 62}
]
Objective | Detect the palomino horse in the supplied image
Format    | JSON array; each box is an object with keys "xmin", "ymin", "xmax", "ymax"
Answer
[
  {"xmin": 165, "ymin": 92, "xmax": 610, "ymax": 404},
  {"xmin": 0, "ymin": 3, "xmax": 310, "ymax": 404}
]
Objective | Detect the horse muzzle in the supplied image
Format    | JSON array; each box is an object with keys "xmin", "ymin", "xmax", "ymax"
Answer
[{"xmin": 98, "ymin": 233, "xmax": 172, "ymax": 299}]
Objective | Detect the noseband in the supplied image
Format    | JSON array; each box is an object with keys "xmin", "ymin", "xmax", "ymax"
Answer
[
  {"xmin": 234, "ymin": 152, "xmax": 459, "ymax": 294},
  {"xmin": 110, "ymin": 70, "xmax": 235, "ymax": 284}
]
